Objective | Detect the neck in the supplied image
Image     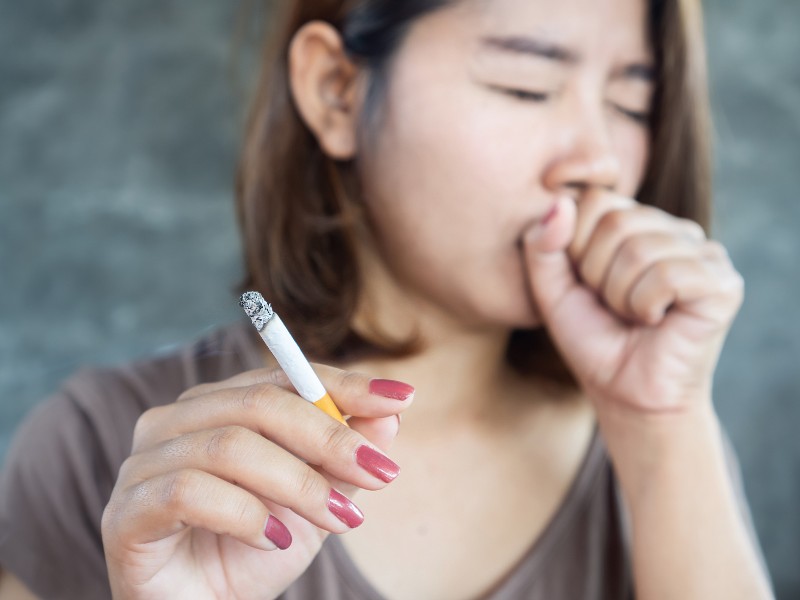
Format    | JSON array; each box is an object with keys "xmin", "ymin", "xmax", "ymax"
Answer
[
  {"xmin": 345, "ymin": 256, "xmax": 538, "ymax": 434},
  {"xmin": 355, "ymin": 328, "xmax": 515, "ymax": 427},
  {"xmin": 342, "ymin": 236, "xmax": 580, "ymax": 434}
]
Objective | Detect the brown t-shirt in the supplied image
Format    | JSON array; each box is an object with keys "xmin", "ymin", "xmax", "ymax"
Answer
[{"xmin": 0, "ymin": 322, "xmax": 764, "ymax": 599}]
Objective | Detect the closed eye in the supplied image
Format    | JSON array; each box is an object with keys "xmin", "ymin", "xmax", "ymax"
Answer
[
  {"xmin": 489, "ymin": 85, "xmax": 551, "ymax": 103},
  {"xmin": 613, "ymin": 104, "xmax": 650, "ymax": 125}
]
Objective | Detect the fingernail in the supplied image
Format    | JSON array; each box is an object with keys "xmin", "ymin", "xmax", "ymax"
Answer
[
  {"xmin": 525, "ymin": 201, "xmax": 563, "ymax": 247},
  {"xmin": 369, "ymin": 379, "xmax": 415, "ymax": 400},
  {"xmin": 264, "ymin": 515, "xmax": 292, "ymax": 550},
  {"xmin": 356, "ymin": 445, "xmax": 400, "ymax": 482},
  {"xmin": 328, "ymin": 489, "xmax": 365, "ymax": 528},
  {"xmin": 541, "ymin": 202, "xmax": 559, "ymax": 226}
]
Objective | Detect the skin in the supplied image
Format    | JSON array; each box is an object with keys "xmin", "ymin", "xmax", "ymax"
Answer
[{"xmin": 0, "ymin": 0, "xmax": 773, "ymax": 598}]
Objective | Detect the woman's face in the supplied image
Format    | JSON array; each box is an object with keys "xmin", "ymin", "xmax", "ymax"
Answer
[{"xmin": 357, "ymin": 0, "xmax": 654, "ymax": 330}]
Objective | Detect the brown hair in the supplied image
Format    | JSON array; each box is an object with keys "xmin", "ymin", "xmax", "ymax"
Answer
[{"xmin": 235, "ymin": 0, "xmax": 713, "ymax": 386}]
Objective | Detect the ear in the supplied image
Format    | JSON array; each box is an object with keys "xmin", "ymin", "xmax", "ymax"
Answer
[{"xmin": 288, "ymin": 21, "xmax": 365, "ymax": 160}]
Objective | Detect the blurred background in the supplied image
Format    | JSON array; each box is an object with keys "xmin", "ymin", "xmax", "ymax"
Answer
[{"xmin": 0, "ymin": 0, "xmax": 798, "ymax": 597}]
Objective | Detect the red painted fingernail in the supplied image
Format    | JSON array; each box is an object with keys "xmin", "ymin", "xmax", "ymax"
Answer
[
  {"xmin": 328, "ymin": 489, "xmax": 365, "ymax": 528},
  {"xmin": 369, "ymin": 379, "xmax": 415, "ymax": 400},
  {"xmin": 264, "ymin": 515, "xmax": 292, "ymax": 550},
  {"xmin": 356, "ymin": 445, "xmax": 400, "ymax": 482}
]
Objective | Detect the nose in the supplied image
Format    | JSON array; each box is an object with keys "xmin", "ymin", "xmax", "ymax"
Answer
[{"xmin": 542, "ymin": 112, "xmax": 621, "ymax": 197}]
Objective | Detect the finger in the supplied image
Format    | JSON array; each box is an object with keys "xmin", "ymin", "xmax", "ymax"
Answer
[
  {"xmin": 628, "ymin": 256, "xmax": 744, "ymax": 326},
  {"xmin": 601, "ymin": 233, "xmax": 704, "ymax": 319},
  {"xmin": 104, "ymin": 469, "xmax": 292, "ymax": 552},
  {"xmin": 577, "ymin": 207, "xmax": 706, "ymax": 290},
  {"xmin": 523, "ymin": 196, "xmax": 622, "ymax": 357},
  {"xmin": 133, "ymin": 387, "xmax": 401, "ymax": 487},
  {"xmin": 314, "ymin": 414, "xmax": 402, "ymax": 502},
  {"xmin": 123, "ymin": 426, "xmax": 366, "ymax": 533},
  {"xmin": 177, "ymin": 367, "xmax": 298, "ymax": 402},
  {"xmin": 178, "ymin": 365, "xmax": 415, "ymax": 412},
  {"xmin": 569, "ymin": 190, "xmax": 637, "ymax": 258},
  {"xmin": 135, "ymin": 372, "xmax": 411, "ymax": 454},
  {"xmin": 346, "ymin": 414, "xmax": 402, "ymax": 455},
  {"xmin": 522, "ymin": 195, "xmax": 580, "ymax": 310}
]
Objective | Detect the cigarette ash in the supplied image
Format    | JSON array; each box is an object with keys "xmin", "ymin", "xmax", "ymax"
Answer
[{"xmin": 239, "ymin": 291, "xmax": 274, "ymax": 331}]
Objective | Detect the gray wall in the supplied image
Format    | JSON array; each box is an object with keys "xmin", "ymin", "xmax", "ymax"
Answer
[{"xmin": 1, "ymin": 1, "xmax": 798, "ymax": 597}]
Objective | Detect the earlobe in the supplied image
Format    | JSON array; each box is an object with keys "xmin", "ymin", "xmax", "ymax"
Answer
[{"xmin": 288, "ymin": 21, "xmax": 363, "ymax": 160}]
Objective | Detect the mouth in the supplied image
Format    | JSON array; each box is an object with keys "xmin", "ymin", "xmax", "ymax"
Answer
[{"xmin": 515, "ymin": 204, "xmax": 558, "ymax": 250}]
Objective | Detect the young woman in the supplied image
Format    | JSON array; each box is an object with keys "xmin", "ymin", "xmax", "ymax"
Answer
[{"xmin": 0, "ymin": 0, "xmax": 774, "ymax": 598}]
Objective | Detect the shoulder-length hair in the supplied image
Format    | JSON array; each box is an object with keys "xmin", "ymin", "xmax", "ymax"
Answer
[{"xmin": 235, "ymin": 0, "xmax": 712, "ymax": 387}]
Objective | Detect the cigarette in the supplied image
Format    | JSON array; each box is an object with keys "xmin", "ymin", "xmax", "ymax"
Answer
[{"xmin": 239, "ymin": 291, "xmax": 348, "ymax": 426}]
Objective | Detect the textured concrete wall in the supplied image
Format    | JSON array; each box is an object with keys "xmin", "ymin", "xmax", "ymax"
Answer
[{"xmin": 1, "ymin": 0, "xmax": 798, "ymax": 597}]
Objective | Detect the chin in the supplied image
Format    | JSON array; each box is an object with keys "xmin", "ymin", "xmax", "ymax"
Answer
[{"xmin": 463, "ymin": 283, "xmax": 543, "ymax": 331}]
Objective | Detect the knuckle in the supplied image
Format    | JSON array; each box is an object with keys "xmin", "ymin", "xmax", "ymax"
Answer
[
  {"xmin": 653, "ymin": 261, "xmax": 677, "ymax": 287},
  {"xmin": 727, "ymin": 270, "xmax": 746, "ymax": 300},
  {"xmin": 204, "ymin": 426, "xmax": 245, "ymax": 462},
  {"xmin": 100, "ymin": 501, "xmax": 119, "ymax": 535},
  {"xmin": 177, "ymin": 383, "xmax": 207, "ymax": 402},
  {"xmin": 116, "ymin": 455, "xmax": 138, "ymax": 484},
  {"xmin": 131, "ymin": 406, "xmax": 165, "ymax": 451},
  {"xmin": 232, "ymin": 496, "xmax": 259, "ymax": 529},
  {"xmin": 319, "ymin": 421, "xmax": 353, "ymax": 459},
  {"xmin": 264, "ymin": 367, "xmax": 292, "ymax": 387},
  {"xmin": 617, "ymin": 236, "xmax": 650, "ymax": 268},
  {"xmin": 705, "ymin": 240, "xmax": 729, "ymax": 260},
  {"xmin": 293, "ymin": 466, "xmax": 326, "ymax": 501},
  {"xmin": 597, "ymin": 209, "xmax": 629, "ymax": 235},
  {"xmin": 238, "ymin": 383, "xmax": 274, "ymax": 413},
  {"xmin": 162, "ymin": 470, "xmax": 197, "ymax": 509},
  {"xmin": 682, "ymin": 219, "xmax": 707, "ymax": 240},
  {"xmin": 339, "ymin": 370, "xmax": 367, "ymax": 394}
]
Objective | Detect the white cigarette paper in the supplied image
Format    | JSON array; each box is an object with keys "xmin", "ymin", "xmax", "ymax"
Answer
[{"xmin": 239, "ymin": 291, "xmax": 346, "ymax": 424}]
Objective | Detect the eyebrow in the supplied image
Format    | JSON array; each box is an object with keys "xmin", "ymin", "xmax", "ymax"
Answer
[
  {"xmin": 481, "ymin": 35, "xmax": 579, "ymax": 64},
  {"xmin": 480, "ymin": 35, "xmax": 655, "ymax": 82}
]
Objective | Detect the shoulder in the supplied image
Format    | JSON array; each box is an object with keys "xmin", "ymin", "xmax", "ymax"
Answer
[
  {"xmin": 4, "ymin": 320, "xmax": 261, "ymax": 482},
  {"xmin": 19, "ymin": 321, "xmax": 259, "ymax": 469},
  {"xmin": 0, "ymin": 321, "xmax": 260, "ymax": 598}
]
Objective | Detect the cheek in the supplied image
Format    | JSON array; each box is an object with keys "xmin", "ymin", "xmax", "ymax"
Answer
[
  {"xmin": 356, "ymin": 89, "xmax": 543, "ymax": 323},
  {"xmin": 613, "ymin": 124, "xmax": 651, "ymax": 196},
  {"xmin": 362, "ymin": 92, "xmax": 530, "ymax": 251}
]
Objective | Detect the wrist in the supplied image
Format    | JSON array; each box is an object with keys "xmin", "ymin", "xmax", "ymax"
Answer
[{"xmin": 596, "ymin": 398, "xmax": 722, "ymax": 508}]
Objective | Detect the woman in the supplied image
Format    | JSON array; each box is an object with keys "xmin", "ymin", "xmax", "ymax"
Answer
[{"xmin": 0, "ymin": 0, "xmax": 774, "ymax": 598}]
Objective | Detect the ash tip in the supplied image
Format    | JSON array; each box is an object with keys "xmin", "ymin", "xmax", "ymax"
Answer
[{"xmin": 239, "ymin": 291, "xmax": 274, "ymax": 331}]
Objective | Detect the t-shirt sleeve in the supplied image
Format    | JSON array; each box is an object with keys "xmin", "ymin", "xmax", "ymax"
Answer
[
  {"xmin": 0, "ymin": 372, "xmax": 118, "ymax": 600},
  {"xmin": 0, "ymin": 326, "xmax": 251, "ymax": 600}
]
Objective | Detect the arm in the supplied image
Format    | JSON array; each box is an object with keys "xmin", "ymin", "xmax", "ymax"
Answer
[
  {"xmin": 0, "ymin": 569, "xmax": 39, "ymax": 600},
  {"xmin": 601, "ymin": 404, "xmax": 773, "ymax": 600},
  {"xmin": 522, "ymin": 191, "xmax": 773, "ymax": 599}
]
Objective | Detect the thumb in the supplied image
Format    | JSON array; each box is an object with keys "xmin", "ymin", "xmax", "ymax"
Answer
[
  {"xmin": 522, "ymin": 195, "xmax": 582, "ymax": 319},
  {"xmin": 346, "ymin": 415, "xmax": 401, "ymax": 456},
  {"xmin": 522, "ymin": 196, "xmax": 620, "ymax": 372}
]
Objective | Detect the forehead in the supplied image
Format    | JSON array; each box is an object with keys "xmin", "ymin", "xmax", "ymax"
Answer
[{"xmin": 448, "ymin": 0, "xmax": 653, "ymax": 58}]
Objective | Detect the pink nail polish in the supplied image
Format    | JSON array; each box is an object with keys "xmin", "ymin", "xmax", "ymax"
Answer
[
  {"xmin": 369, "ymin": 379, "xmax": 415, "ymax": 400},
  {"xmin": 264, "ymin": 515, "xmax": 292, "ymax": 550},
  {"xmin": 356, "ymin": 445, "xmax": 400, "ymax": 482},
  {"xmin": 328, "ymin": 489, "xmax": 365, "ymax": 528}
]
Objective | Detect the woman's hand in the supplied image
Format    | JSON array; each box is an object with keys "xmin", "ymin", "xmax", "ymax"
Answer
[
  {"xmin": 522, "ymin": 192, "xmax": 773, "ymax": 600},
  {"xmin": 101, "ymin": 366, "xmax": 413, "ymax": 599},
  {"xmin": 522, "ymin": 190, "xmax": 743, "ymax": 415}
]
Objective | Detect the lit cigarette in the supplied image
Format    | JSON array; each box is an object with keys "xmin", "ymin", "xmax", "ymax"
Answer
[{"xmin": 239, "ymin": 291, "xmax": 348, "ymax": 426}]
